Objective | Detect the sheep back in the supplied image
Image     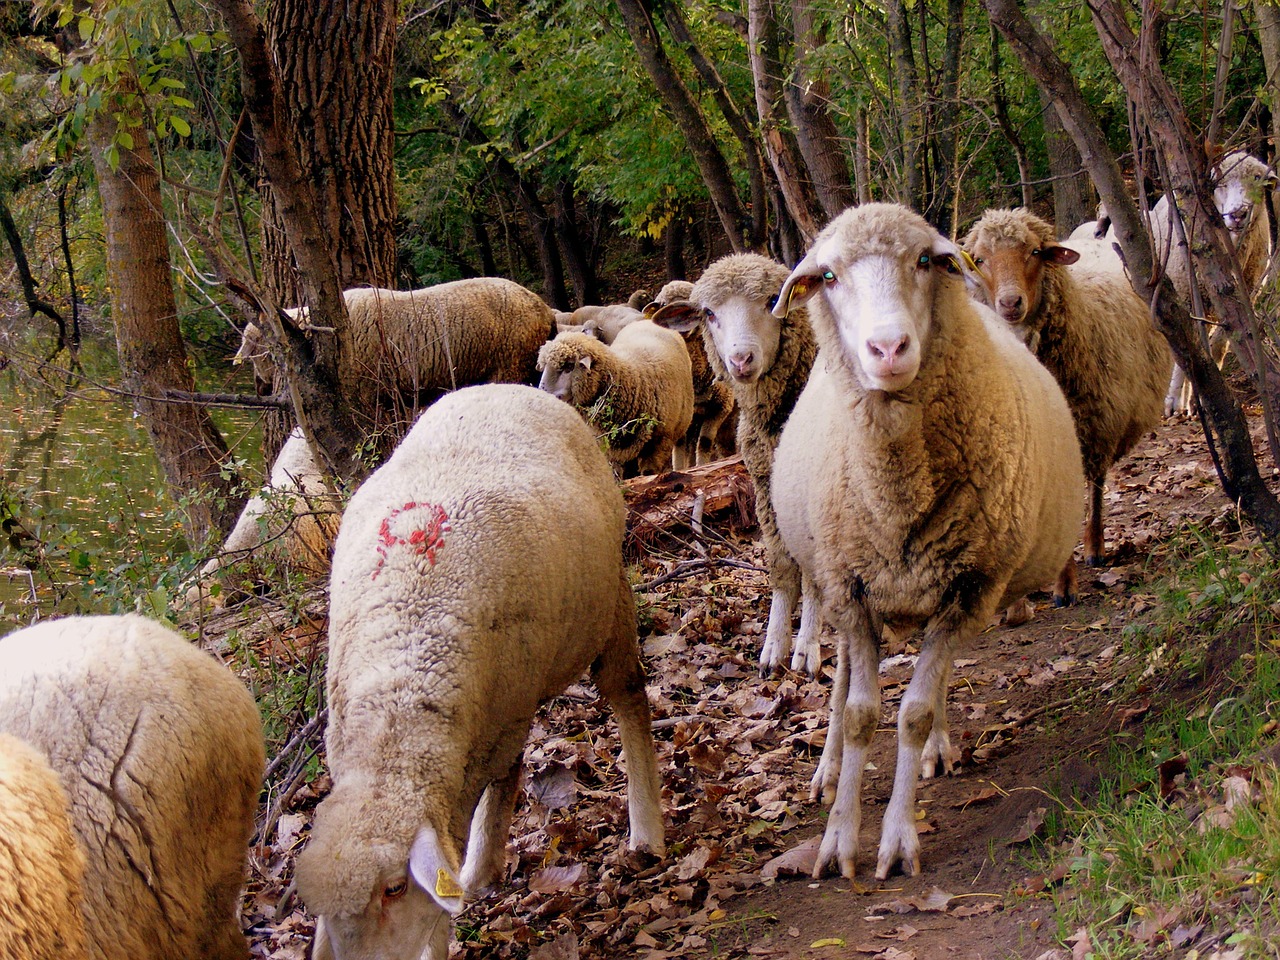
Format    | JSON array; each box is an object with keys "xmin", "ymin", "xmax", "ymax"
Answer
[
  {"xmin": 0, "ymin": 733, "xmax": 89, "ymax": 960},
  {"xmin": 0, "ymin": 614, "xmax": 265, "ymax": 960}
]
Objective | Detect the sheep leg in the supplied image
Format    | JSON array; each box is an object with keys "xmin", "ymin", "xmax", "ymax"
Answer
[
  {"xmin": 760, "ymin": 553, "xmax": 802, "ymax": 676},
  {"xmin": 919, "ymin": 655, "xmax": 955, "ymax": 779},
  {"xmin": 592, "ymin": 604, "xmax": 666, "ymax": 856},
  {"xmin": 789, "ymin": 576, "xmax": 823, "ymax": 675},
  {"xmin": 1053, "ymin": 555, "xmax": 1078, "ymax": 607},
  {"xmin": 460, "ymin": 755, "xmax": 523, "ymax": 893},
  {"xmin": 877, "ymin": 632, "xmax": 957, "ymax": 880},
  {"xmin": 810, "ymin": 631, "xmax": 848, "ymax": 805},
  {"xmin": 813, "ymin": 632, "xmax": 879, "ymax": 879},
  {"xmin": 1083, "ymin": 477, "xmax": 1105, "ymax": 566},
  {"xmin": 1165, "ymin": 363, "xmax": 1187, "ymax": 417}
]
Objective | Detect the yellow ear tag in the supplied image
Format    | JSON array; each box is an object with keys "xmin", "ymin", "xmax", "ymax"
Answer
[
  {"xmin": 959, "ymin": 249, "xmax": 979, "ymax": 272},
  {"xmin": 436, "ymin": 869, "xmax": 463, "ymax": 899},
  {"xmin": 785, "ymin": 277, "xmax": 814, "ymax": 312}
]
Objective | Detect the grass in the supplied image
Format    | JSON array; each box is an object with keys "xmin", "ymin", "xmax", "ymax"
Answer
[{"xmin": 1040, "ymin": 524, "xmax": 1280, "ymax": 957}]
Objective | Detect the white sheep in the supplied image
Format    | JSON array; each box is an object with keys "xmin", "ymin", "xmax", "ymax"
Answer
[
  {"xmin": 651, "ymin": 253, "xmax": 821, "ymax": 675},
  {"xmin": 963, "ymin": 208, "xmax": 1171, "ymax": 581},
  {"xmin": 771, "ymin": 203, "xmax": 1084, "ymax": 880},
  {"xmin": 644, "ymin": 280, "xmax": 736, "ymax": 468},
  {"xmin": 245, "ymin": 279, "xmax": 557, "ymax": 440},
  {"xmin": 537, "ymin": 320, "xmax": 694, "ymax": 477},
  {"xmin": 0, "ymin": 733, "xmax": 89, "ymax": 960},
  {"xmin": 0, "ymin": 614, "xmax": 265, "ymax": 960},
  {"xmin": 185, "ymin": 426, "xmax": 341, "ymax": 607},
  {"xmin": 1136, "ymin": 150, "xmax": 1276, "ymax": 415},
  {"xmin": 295, "ymin": 383, "xmax": 665, "ymax": 960}
]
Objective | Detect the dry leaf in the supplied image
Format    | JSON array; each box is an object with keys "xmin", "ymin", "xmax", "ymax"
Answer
[
  {"xmin": 1005, "ymin": 806, "xmax": 1048, "ymax": 844},
  {"xmin": 810, "ymin": 938, "xmax": 846, "ymax": 948},
  {"xmin": 528, "ymin": 863, "xmax": 584, "ymax": 894},
  {"xmin": 761, "ymin": 836, "xmax": 821, "ymax": 879},
  {"xmin": 529, "ymin": 931, "xmax": 580, "ymax": 960},
  {"xmin": 874, "ymin": 924, "xmax": 918, "ymax": 941},
  {"xmin": 870, "ymin": 886, "xmax": 954, "ymax": 915}
]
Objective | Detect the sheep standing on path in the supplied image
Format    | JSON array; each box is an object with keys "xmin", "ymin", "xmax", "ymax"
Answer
[
  {"xmin": 963, "ymin": 208, "xmax": 1171, "ymax": 581},
  {"xmin": 651, "ymin": 254, "xmax": 820, "ymax": 675},
  {"xmin": 537, "ymin": 320, "xmax": 694, "ymax": 476},
  {"xmin": 0, "ymin": 733, "xmax": 89, "ymax": 960},
  {"xmin": 0, "ymin": 614, "xmax": 265, "ymax": 960},
  {"xmin": 771, "ymin": 203, "xmax": 1084, "ymax": 880},
  {"xmin": 296, "ymin": 384, "xmax": 665, "ymax": 960}
]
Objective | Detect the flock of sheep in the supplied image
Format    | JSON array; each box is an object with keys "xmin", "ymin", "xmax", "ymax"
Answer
[{"xmin": 1, "ymin": 146, "xmax": 1275, "ymax": 960}]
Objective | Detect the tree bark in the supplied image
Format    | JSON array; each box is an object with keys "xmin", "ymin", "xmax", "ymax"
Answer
[
  {"xmin": 982, "ymin": 0, "xmax": 1280, "ymax": 545},
  {"xmin": 211, "ymin": 0, "xmax": 369, "ymax": 485},
  {"xmin": 747, "ymin": 0, "xmax": 824, "ymax": 242},
  {"xmin": 1040, "ymin": 90, "xmax": 1093, "ymax": 235},
  {"xmin": 988, "ymin": 22, "xmax": 1035, "ymax": 208},
  {"xmin": 614, "ymin": 0, "xmax": 754, "ymax": 252},
  {"xmin": 887, "ymin": 0, "xmax": 925, "ymax": 210},
  {"xmin": 552, "ymin": 178, "xmax": 599, "ymax": 306},
  {"xmin": 0, "ymin": 192, "xmax": 68, "ymax": 345},
  {"xmin": 923, "ymin": 0, "xmax": 965, "ymax": 234},
  {"xmin": 86, "ymin": 97, "xmax": 238, "ymax": 546},
  {"xmin": 786, "ymin": 0, "xmax": 856, "ymax": 220}
]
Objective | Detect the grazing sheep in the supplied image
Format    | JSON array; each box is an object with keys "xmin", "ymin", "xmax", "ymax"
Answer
[
  {"xmin": 582, "ymin": 305, "xmax": 644, "ymax": 344},
  {"xmin": 644, "ymin": 280, "xmax": 736, "ymax": 468},
  {"xmin": 0, "ymin": 614, "xmax": 265, "ymax": 960},
  {"xmin": 963, "ymin": 208, "xmax": 1171, "ymax": 578},
  {"xmin": 772, "ymin": 203, "xmax": 1084, "ymax": 879},
  {"xmin": 651, "ymin": 254, "xmax": 821, "ymax": 676},
  {"xmin": 185, "ymin": 426, "xmax": 341, "ymax": 607},
  {"xmin": 537, "ymin": 320, "xmax": 694, "ymax": 476},
  {"xmin": 295, "ymin": 383, "xmax": 665, "ymax": 960},
  {"xmin": 247, "ymin": 279, "xmax": 557, "ymax": 441},
  {"xmin": 0, "ymin": 733, "xmax": 89, "ymax": 960},
  {"xmin": 1134, "ymin": 150, "xmax": 1276, "ymax": 415}
]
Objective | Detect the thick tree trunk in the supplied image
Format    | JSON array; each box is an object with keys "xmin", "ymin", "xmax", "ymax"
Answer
[
  {"xmin": 1040, "ymin": 91, "xmax": 1094, "ymax": 235},
  {"xmin": 614, "ymin": 0, "xmax": 754, "ymax": 252},
  {"xmin": 212, "ymin": 0, "xmax": 369, "ymax": 485},
  {"xmin": 552, "ymin": 178, "xmax": 599, "ymax": 306},
  {"xmin": 982, "ymin": 0, "xmax": 1280, "ymax": 545},
  {"xmin": 747, "ymin": 0, "xmax": 824, "ymax": 242},
  {"xmin": 786, "ymin": 1, "xmax": 856, "ymax": 221},
  {"xmin": 86, "ymin": 102, "xmax": 238, "ymax": 546}
]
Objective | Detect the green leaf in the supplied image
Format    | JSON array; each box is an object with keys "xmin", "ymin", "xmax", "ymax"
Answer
[
  {"xmin": 77, "ymin": 14, "xmax": 95, "ymax": 42},
  {"xmin": 170, "ymin": 116, "xmax": 191, "ymax": 137},
  {"xmin": 115, "ymin": 131, "xmax": 134, "ymax": 150}
]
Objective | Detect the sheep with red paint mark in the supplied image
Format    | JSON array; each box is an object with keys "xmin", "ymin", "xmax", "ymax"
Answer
[{"xmin": 296, "ymin": 383, "xmax": 665, "ymax": 960}]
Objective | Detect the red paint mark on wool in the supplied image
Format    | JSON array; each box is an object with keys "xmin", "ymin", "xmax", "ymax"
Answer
[{"xmin": 371, "ymin": 501, "xmax": 451, "ymax": 580}]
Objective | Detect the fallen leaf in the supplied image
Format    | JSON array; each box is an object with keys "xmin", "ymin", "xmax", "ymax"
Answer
[
  {"xmin": 674, "ymin": 845, "xmax": 714, "ymax": 880},
  {"xmin": 528, "ymin": 863, "xmax": 584, "ymax": 894},
  {"xmin": 529, "ymin": 930, "xmax": 580, "ymax": 960},
  {"xmin": 810, "ymin": 937, "xmax": 847, "ymax": 948},
  {"xmin": 953, "ymin": 786, "xmax": 1000, "ymax": 809},
  {"xmin": 1005, "ymin": 806, "xmax": 1048, "ymax": 844},
  {"xmin": 869, "ymin": 886, "xmax": 954, "ymax": 914},
  {"xmin": 527, "ymin": 764, "xmax": 577, "ymax": 810},
  {"xmin": 1067, "ymin": 926, "xmax": 1092, "ymax": 960},
  {"xmin": 873, "ymin": 924, "xmax": 918, "ymax": 941},
  {"xmin": 761, "ymin": 836, "xmax": 821, "ymax": 879}
]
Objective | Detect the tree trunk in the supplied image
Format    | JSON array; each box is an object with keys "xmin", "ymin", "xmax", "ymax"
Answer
[
  {"xmin": 86, "ymin": 99, "xmax": 238, "ymax": 546},
  {"xmin": 887, "ymin": 0, "xmax": 925, "ymax": 210},
  {"xmin": 257, "ymin": 0, "xmax": 399, "ymax": 462},
  {"xmin": 553, "ymin": 178, "xmax": 599, "ymax": 306},
  {"xmin": 614, "ymin": 0, "xmax": 754, "ymax": 252},
  {"xmin": 212, "ymin": 0, "xmax": 369, "ymax": 485},
  {"xmin": 1040, "ymin": 90, "xmax": 1093, "ymax": 235},
  {"xmin": 988, "ymin": 22, "xmax": 1035, "ymax": 208},
  {"xmin": 786, "ymin": 0, "xmax": 856, "ymax": 220},
  {"xmin": 854, "ymin": 105, "xmax": 872, "ymax": 204},
  {"xmin": 982, "ymin": 0, "xmax": 1280, "ymax": 546},
  {"xmin": 923, "ymin": 0, "xmax": 965, "ymax": 234}
]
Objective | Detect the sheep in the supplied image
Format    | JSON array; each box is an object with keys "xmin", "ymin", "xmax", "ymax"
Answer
[
  {"xmin": 0, "ymin": 614, "xmax": 265, "ymax": 960},
  {"xmin": 0, "ymin": 733, "xmax": 89, "ymax": 960},
  {"xmin": 963, "ymin": 208, "xmax": 1172, "ymax": 581},
  {"xmin": 536, "ymin": 320, "xmax": 694, "ymax": 477},
  {"xmin": 245, "ymin": 279, "xmax": 557, "ymax": 441},
  {"xmin": 185, "ymin": 426, "xmax": 341, "ymax": 607},
  {"xmin": 650, "ymin": 253, "xmax": 821, "ymax": 676},
  {"xmin": 294, "ymin": 383, "xmax": 665, "ymax": 960},
  {"xmin": 642, "ymin": 280, "xmax": 737, "ymax": 468},
  {"xmin": 1131, "ymin": 150, "xmax": 1277, "ymax": 415},
  {"xmin": 1066, "ymin": 201, "xmax": 1112, "ymax": 242},
  {"xmin": 770, "ymin": 203, "xmax": 1085, "ymax": 880}
]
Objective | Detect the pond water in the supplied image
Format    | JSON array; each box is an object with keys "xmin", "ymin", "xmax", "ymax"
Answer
[{"xmin": 0, "ymin": 322, "xmax": 262, "ymax": 631}]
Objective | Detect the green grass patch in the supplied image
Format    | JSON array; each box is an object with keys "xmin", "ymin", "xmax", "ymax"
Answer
[{"xmin": 1041, "ymin": 524, "xmax": 1280, "ymax": 957}]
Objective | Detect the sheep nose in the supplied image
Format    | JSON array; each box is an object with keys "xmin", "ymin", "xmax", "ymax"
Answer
[
  {"xmin": 866, "ymin": 334, "xmax": 911, "ymax": 363},
  {"xmin": 997, "ymin": 293, "xmax": 1023, "ymax": 315},
  {"xmin": 728, "ymin": 351, "xmax": 755, "ymax": 377}
]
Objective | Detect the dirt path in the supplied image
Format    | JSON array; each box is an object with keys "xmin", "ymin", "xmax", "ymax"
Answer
[{"xmin": 242, "ymin": 414, "xmax": 1248, "ymax": 960}]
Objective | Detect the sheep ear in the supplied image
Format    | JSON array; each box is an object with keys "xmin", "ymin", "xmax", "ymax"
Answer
[
  {"xmin": 649, "ymin": 302, "xmax": 702, "ymax": 333},
  {"xmin": 1038, "ymin": 245, "xmax": 1080, "ymax": 267},
  {"xmin": 408, "ymin": 824, "xmax": 465, "ymax": 915},
  {"xmin": 578, "ymin": 354, "xmax": 594, "ymax": 371}
]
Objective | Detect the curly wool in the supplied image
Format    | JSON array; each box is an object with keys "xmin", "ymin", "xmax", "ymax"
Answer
[{"xmin": 0, "ymin": 615, "xmax": 265, "ymax": 960}]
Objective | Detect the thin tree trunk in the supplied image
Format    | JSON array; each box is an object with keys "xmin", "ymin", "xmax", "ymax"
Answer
[
  {"xmin": 614, "ymin": 0, "xmax": 754, "ymax": 251},
  {"xmin": 888, "ymin": 0, "xmax": 925, "ymax": 210},
  {"xmin": 988, "ymin": 22, "xmax": 1034, "ymax": 208},
  {"xmin": 0, "ymin": 193, "xmax": 67, "ymax": 346},
  {"xmin": 982, "ymin": 0, "xmax": 1280, "ymax": 545},
  {"xmin": 855, "ymin": 105, "xmax": 872, "ymax": 204},
  {"xmin": 924, "ymin": 0, "xmax": 965, "ymax": 233},
  {"xmin": 56, "ymin": 185, "xmax": 80, "ymax": 350},
  {"xmin": 786, "ymin": 0, "xmax": 856, "ymax": 220},
  {"xmin": 747, "ymin": 0, "xmax": 824, "ymax": 241},
  {"xmin": 86, "ymin": 99, "xmax": 239, "ymax": 545},
  {"xmin": 553, "ymin": 178, "xmax": 599, "ymax": 306}
]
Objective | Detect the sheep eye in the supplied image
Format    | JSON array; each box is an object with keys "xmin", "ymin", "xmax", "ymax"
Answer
[
  {"xmin": 1031, "ymin": 248, "xmax": 1042, "ymax": 259},
  {"xmin": 384, "ymin": 879, "xmax": 408, "ymax": 900},
  {"xmin": 916, "ymin": 253, "xmax": 931, "ymax": 269},
  {"xmin": 766, "ymin": 294, "xmax": 779, "ymax": 311},
  {"xmin": 703, "ymin": 307, "xmax": 718, "ymax": 326},
  {"xmin": 822, "ymin": 269, "xmax": 836, "ymax": 284},
  {"xmin": 973, "ymin": 256, "xmax": 984, "ymax": 266}
]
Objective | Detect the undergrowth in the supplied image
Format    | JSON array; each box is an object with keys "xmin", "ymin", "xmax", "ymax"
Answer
[{"xmin": 1044, "ymin": 524, "xmax": 1280, "ymax": 958}]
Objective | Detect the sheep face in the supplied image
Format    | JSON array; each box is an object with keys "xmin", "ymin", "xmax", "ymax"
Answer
[
  {"xmin": 299, "ymin": 793, "xmax": 461, "ymax": 960},
  {"xmin": 962, "ymin": 210, "xmax": 1079, "ymax": 341},
  {"xmin": 775, "ymin": 204, "xmax": 967, "ymax": 393},
  {"xmin": 536, "ymin": 336, "xmax": 601, "ymax": 405},
  {"xmin": 1212, "ymin": 151, "xmax": 1276, "ymax": 238}
]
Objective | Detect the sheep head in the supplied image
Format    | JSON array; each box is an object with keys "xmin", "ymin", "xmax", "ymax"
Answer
[
  {"xmin": 297, "ymin": 786, "xmax": 462, "ymax": 960},
  {"xmin": 961, "ymin": 208, "xmax": 1079, "ymax": 341},
  {"xmin": 775, "ymin": 203, "xmax": 967, "ymax": 393},
  {"xmin": 1212, "ymin": 150, "xmax": 1277, "ymax": 239},
  {"xmin": 536, "ymin": 333, "xmax": 605, "ymax": 406},
  {"xmin": 652, "ymin": 253, "xmax": 791, "ymax": 385}
]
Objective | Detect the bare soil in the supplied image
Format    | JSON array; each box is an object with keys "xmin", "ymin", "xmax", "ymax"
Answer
[{"xmin": 229, "ymin": 412, "xmax": 1263, "ymax": 960}]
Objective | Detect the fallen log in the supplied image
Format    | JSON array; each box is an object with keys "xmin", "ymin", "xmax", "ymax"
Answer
[{"xmin": 622, "ymin": 455, "xmax": 757, "ymax": 556}]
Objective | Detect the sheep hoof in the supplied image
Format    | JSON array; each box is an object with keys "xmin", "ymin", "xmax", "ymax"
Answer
[
  {"xmin": 1084, "ymin": 555, "xmax": 1106, "ymax": 568},
  {"xmin": 1052, "ymin": 592, "xmax": 1077, "ymax": 608}
]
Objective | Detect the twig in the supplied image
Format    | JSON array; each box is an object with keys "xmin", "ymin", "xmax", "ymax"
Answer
[
  {"xmin": 263, "ymin": 708, "xmax": 327, "ymax": 782},
  {"xmin": 652, "ymin": 714, "xmax": 716, "ymax": 730},
  {"xmin": 641, "ymin": 556, "xmax": 765, "ymax": 589}
]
